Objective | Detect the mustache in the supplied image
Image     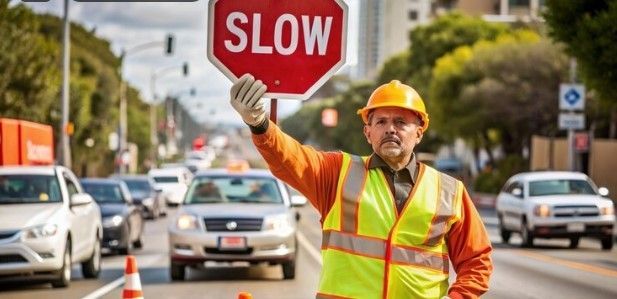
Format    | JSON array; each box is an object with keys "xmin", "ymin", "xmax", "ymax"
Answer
[{"xmin": 380, "ymin": 136, "xmax": 401, "ymax": 145}]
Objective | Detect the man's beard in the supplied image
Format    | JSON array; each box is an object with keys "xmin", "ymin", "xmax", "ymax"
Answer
[{"xmin": 380, "ymin": 146, "xmax": 402, "ymax": 158}]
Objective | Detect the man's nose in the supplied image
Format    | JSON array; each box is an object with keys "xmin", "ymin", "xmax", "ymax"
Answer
[{"xmin": 384, "ymin": 122, "xmax": 396, "ymax": 134}]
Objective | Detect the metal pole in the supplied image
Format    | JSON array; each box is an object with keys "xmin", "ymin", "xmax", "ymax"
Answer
[
  {"xmin": 60, "ymin": 0, "xmax": 71, "ymax": 168},
  {"xmin": 150, "ymin": 73, "xmax": 158, "ymax": 166},
  {"xmin": 270, "ymin": 99, "xmax": 278, "ymax": 124},
  {"xmin": 568, "ymin": 58, "xmax": 577, "ymax": 171},
  {"xmin": 119, "ymin": 72, "xmax": 127, "ymax": 174}
]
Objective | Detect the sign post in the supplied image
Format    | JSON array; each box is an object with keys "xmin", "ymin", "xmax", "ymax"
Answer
[
  {"xmin": 207, "ymin": 0, "xmax": 348, "ymax": 122},
  {"xmin": 559, "ymin": 80, "xmax": 586, "ymax": 171}
]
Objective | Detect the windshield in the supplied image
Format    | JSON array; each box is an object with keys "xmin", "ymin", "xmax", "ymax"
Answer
[
  {"xmin": 0, "ymin": 175, "xmax": 62, "ymax": 204},
  {"xmin": 153, "ymin": 176, "xmax": 179, "ymax": 183},
  {"xmin": 83, "ymin": 183, "xmax": 124, "ymax": 204},
  {"xmin": 529, "ymin": 179, "xmax": 596, "ymax": 196},
  {"xmin": 124, "ymin": 179, "xmax": 151, "ymax": 194},
  {"xmin": 185, "ymin": 176, "xmax": 283, "ymax": 204}
]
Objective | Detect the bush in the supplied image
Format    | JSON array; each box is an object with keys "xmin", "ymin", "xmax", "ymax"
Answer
[{"xmin": 474, "ymin": 155, "xmax": 528, "ymax": 193}]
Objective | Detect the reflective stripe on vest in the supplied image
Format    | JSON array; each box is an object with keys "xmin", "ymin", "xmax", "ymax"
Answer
[
  {"xmin": 322, "ymin": 230, "xmax": 448, "ymax": 273},
  {"xmin": 341, "ymin": 155, "xmax": 366, "ymax": 233},
  {"xmin": 423, "ymin": 173, "xmax": 457, "ymax": 246}
]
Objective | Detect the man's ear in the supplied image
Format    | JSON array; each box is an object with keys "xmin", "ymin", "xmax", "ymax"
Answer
[
  {"xmin": 363, "ymin": 124, "xmax": 372, "ymax": 144},
  {"xmin": 415, "ymin": 127, "xmax": 424, "ymax": 144}
]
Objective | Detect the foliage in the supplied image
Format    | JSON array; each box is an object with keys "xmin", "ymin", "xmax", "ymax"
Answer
[
  {"xmin": 544, "ymin": 0, "xmax": 617, "ymax": 102},
  {"xmin": 429, "ymin": 30, "xmax": 569, "ymax": 157},
  {"xmin": 474, "ymin": 155, "xmax": 528, "ymax": 193}
]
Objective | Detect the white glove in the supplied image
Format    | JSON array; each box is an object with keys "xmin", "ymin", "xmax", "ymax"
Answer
[{"xmin": 230, "ymin": 74, "xmax": 267, "ymax": 126}]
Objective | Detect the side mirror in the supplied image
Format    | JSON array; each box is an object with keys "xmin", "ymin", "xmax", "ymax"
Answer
[
  {"xmin": 598, "ymin": 187, "xmax": 609, "ymax": 197},
  {"xmin": 512, "ymin": 188, "xmax": 523, "ymax": 198},
  {"xmin": 71, "ymin": 193, "xmax": 93, "ymax": 206},
  {"xmin": 291, "ymin": 194, "xmax": 308, "ymax": 207}
]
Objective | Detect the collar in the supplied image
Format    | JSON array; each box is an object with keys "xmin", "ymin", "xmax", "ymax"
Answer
[{"xmin": 368, "ymin": 153, "xmax": 418, "ymax": 184}]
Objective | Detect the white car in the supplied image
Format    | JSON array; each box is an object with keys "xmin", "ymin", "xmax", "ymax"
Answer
[
  {"xmin": 148, "ymin": 167, "xmax": 192, "ymax": 206},
  {"xmin": 168, "ymin": 166, "xmax": 307, "ymax": 281},
  {"xmin": 496, "ymin": 171, "xmax": 615, "ymax": 250},
  {"xmin": 0, "ymin": 166, "xmax": 102, "ymax": 287},
  {"xmin": 183, "ymin": 150, "xmax": 214, "ymax": 173}
]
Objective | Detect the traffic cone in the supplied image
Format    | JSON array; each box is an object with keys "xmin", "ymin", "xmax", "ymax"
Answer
[
  {"xmin": 237, "ymin": 292, "xmax": 253, "ymax": 299},
  {"xmin": 123, "ymin": 255, "xmax": 144, "ymax": 299}
]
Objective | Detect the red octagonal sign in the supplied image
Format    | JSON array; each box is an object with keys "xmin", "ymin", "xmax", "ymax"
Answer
[{"xmin": 207, "ymin": 0, "xmax": 348, "ymax": 100}]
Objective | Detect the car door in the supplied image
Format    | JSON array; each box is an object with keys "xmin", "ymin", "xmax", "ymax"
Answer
[
  {"xmin": 508, "ymin": 181, "xmax": 526, "ymax": 231},
  {"xmin": 501, "ymin": 180, "xmax": 524, "ymax": 229},
  {"xmin": 63, "ymin": 171, "xmax": 92, "ymax": 259}
]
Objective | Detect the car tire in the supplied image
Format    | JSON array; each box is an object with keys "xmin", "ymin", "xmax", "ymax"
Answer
[
  {"xmin": 498, "ymin": 215, "xmax": 511, "ymax": 244},
  {"xmin": 81, "ymin": 236, "xmax": 101, "ymax": 278},
  {"xmin": 282, "ymin": 259, "xmax": 296, "ymax": 280},
  {"xmin": 601, "ymin": 237, "xmax": 614, "ymax": 251},
  {"xmin": 569, "ymin": 237, "xmax": 580, "ymax": 249},
  {"xmin": 520, "ymin": 219, "xmax": 534, "ymax": 248},
  {"xmin": 170, "ymin": 261, "xmax": 186, "ymax": 281},
  {"xmin": 51, "ymin": 240, "xmax": 71, "ymax": 288}
]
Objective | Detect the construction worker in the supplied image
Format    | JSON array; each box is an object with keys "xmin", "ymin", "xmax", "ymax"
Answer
[{"xmin": 230, "ymin": 74, "xmax": 493, "ymax": 299}]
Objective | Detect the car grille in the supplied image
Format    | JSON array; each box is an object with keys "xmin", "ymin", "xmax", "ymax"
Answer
[
  {"xmin": 553, "ymin": 205, "xmax": 599, "ymax": 217},
  {"xmin": 0, "ymin": 254, "xmax": 28, "ymax": 264},
  {"xmin": 0, "ymin": 230, "xmax": 18, "ymax": 240},
  {"xmin": 203, "ymin": 218, "xmax": 263, "ymax": 232}
]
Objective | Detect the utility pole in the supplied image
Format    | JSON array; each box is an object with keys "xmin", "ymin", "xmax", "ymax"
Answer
[{"xmin": 60, "ymin": 0, "xmax": 71, "ymax": 168}]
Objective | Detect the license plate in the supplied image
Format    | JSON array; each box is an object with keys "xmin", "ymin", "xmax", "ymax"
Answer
[
  {"xmin": 218, "ymin": 236, "xmax": 246, "ymax": 250},
  {"xmin": 567, "ymin": 223, "xmax": 585, "ymax": 232}
]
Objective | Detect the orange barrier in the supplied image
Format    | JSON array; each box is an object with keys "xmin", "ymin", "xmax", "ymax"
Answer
[
  {"xmin": 238, "ymin": 292, "xmax": 253, "ymax": 299},
  {"xmin": 123, "ymin": 255, "xmax": 144, "ymax": 299}
]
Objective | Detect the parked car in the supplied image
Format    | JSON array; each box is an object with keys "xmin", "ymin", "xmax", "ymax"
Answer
[
  {"xmin": 148, "ymin": 167, "xmax": 192, "ymax": 207},
  {"xmin": 168, "ymin": 164, "xmax": 307, "ymax": 281},
  {"xmin": 81, "ymin": 178, "xmax": 144, "ymax": 255},
  {"xmin": 111, "ymin": 174, "xmax": 167, "ymax": 219},
  {"xmin": 496, "ymin": 171, "xmax": 615, "ymax": 250},
  {"xmin": 0, "ymin": 166, "xmax": 102, "ymax": 287},
  {"xmin": 183, "ymin": 150, "xmax": 214, "ymax": 173}
]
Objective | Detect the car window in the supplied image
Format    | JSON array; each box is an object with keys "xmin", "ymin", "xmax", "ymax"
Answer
[
  {"xmin": 83, "ymin": 183, "xmax": 124, "ymax": 203},
  {"xmin": 529, "ymin": 179, "xmax": 596, "ymax": 196},
  {"xmin": 185, "ymin": 176, "xmax": 283, "ymax": 204},
  {"xmin": 64, "ymin": 176, "xmax": 79, "ymax": 198},
  {"xmin": 0, "ymin": 175, "xmax": 62, "ymax": 204},
  {"xmin": 124, "ymin": 179, "xmax": 151, "ymax": 194},
  {"xmin": 153, "ymin": 176, "xmax": 179, "ymax": 183}
]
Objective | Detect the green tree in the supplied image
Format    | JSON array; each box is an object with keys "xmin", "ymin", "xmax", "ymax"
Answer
[{"xmin": 430, "ymin": 30, "xmax": 569, "ymax": 161}]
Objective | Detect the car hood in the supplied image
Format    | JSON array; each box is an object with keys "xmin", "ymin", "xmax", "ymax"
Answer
[
  {"xmin": 157, "ymin": 184, "xmax": 186, "ymax": 193},
  {"xmin": 0, "ymin": 203, "xmax": 63, "ymax": 231},
  {"xmin": 99, "ymin": 203, "xmax": 127, "ymax": 218},
  {"xmin": 130, "ymin": 191, "xmax": 151, "ymax": 200},
  {"xmin": 181, "ymin": 203, "xmax": 289, "ymax": 218},
  {"xmin": 529, "ymin": 194, "xmax": 611, "ymax": 206}
]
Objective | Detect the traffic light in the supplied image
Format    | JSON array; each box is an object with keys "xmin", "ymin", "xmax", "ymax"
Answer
[
  {"xmin": 165, "ymin": 34, "xmax": 174, "ymax": 55},
  {"xmin": 183, "ymin": 62, "xmax": 189, "ymax": 76}
]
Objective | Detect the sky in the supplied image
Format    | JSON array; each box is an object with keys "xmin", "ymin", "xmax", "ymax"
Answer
[{"xmin": 21, "ymin": 0, "xmax": 359, "ymax": 126}]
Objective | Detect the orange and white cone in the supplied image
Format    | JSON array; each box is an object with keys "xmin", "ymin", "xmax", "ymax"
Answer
[
  {"xmin": 123, "ymin": 255, "xmax": 143, "ymax": 299},
  {"xmin": 237, "ymin": 292, "xmax": 253, "ymax": 299}
]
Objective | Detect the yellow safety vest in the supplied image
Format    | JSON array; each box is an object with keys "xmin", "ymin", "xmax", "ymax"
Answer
[{"xmin": 317, "ymin": 154, "xmax": 463, "ymax": 299}]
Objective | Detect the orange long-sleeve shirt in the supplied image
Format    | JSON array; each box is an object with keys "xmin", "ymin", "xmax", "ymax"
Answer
[{"xmin": 253, "ymin": 120, "xmax": 492, "ymax": 298}]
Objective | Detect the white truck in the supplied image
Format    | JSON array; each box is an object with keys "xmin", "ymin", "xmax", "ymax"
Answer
[{"xmin": 0, "ymin": 166, "xmax": 102, "ymax": 287}]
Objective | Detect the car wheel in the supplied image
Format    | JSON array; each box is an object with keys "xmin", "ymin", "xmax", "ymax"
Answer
[
  {"xmin": 133, "ymin": 234, "xmax": 144, "ymax": 249},
  {"xmin": 51, "ymin": 240, "xmax": 71, "ymax": 288},
  {"xmin": 498, "ymin": 215, "xmax": 511, "ymax": 244},
  {"xmin": 170, "ymin": 261, "xmax": 186, "ymax": 281},
  {"xmin": 520, "ymin": 219, "xmax": 534, "ymax": 248},
  {"xmin": 569, "ymin": 237, "xmax": 580, "ymax": 249},
  {"xmin": 601, "ymin": 237, "xmax": 614, "ymax": 251},
  {"xmin": 82, "ymin": 236, "xmax": 101, "ymax": 278},
  {"xmin": 282, "ymin": 259, "xmax": 296, "ymax": 280}
]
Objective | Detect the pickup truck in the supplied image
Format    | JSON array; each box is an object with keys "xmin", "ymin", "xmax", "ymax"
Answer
[{"xmin": 0, "ymin": 165, "xmax": 102, "ymax": 287}]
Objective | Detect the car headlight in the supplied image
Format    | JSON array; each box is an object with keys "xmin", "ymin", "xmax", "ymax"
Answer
[
  {"xmin": 103, "ymin": 215, "xmax": 124, "ymax": 227},
  {"xmin": 263, "ymin": 214, "xmax": 292, "ymax": 231},
  {"xmin": 600, "ymin": 205, "xmax": 614, "ymax": 216},
  {"xmin": 176, "ymin": 214, "xmax": 199, "ymax": 230},
  {"xmin": 23, "ymin": 224, "xmax": 58, "ymax": 239},
  {"xmin": 533, "ymin": 204, "xmax": 551, "ymax": 217}
]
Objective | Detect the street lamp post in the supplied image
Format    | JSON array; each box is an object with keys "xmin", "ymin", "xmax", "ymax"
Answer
[
  {"xmin": 149, "ymin": 63, "xmax": 189, "ymax": 166},
  {"xmin": 117, "ymin": 34, "xmax": 174, "ymax": 173},
  {"xmin": 60, "ymin": 0, "xmax": 71, "ymax": 167}
]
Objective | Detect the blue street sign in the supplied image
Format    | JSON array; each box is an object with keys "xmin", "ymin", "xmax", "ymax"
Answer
[{"xmin": 559, "ymin": 84, "xmax": 585, "ymax": 111}]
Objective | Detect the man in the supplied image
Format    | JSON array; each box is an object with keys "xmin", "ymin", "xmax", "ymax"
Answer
[{"xmin": 230, "ymin": 74, "xmax": 492, "ymax": 299}]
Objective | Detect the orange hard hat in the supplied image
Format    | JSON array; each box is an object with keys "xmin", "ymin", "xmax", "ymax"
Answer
[{"xmin": 357, "ymin": 80, "xmax": 429, "ymax": 131}]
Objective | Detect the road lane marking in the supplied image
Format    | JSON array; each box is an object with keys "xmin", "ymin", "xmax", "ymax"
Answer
[
  {"xmin": 298, "ymin": 231, "xmax": 322, "ymax": 266},
  {"xmin": 81, "ymin": 253, "xmax": 164, "ymax": 299},
  {"xmin": 515, "ymin": 250, "xmax": 617, "ymax": 278}
]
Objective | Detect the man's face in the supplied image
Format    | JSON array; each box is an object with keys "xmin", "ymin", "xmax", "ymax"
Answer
[{"xmin": 363, "ymin": 107, "xmax": 424, "ymax": 161}]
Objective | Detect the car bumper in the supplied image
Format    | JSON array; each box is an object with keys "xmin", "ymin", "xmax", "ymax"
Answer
[
  {"xmin": 169, "ymin": 228, "xmax": 296, "ymax": 265},
  {"xmin": 0, "ymin": 233, "xmax": 65, "ymax": 277},
  {"xmin": 531, "ymin": 218, "xmax": 614, "ymax": 238},
  {"xmin": 102, "ymin": 225, "xmax": 129, "ymax": 249}
]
